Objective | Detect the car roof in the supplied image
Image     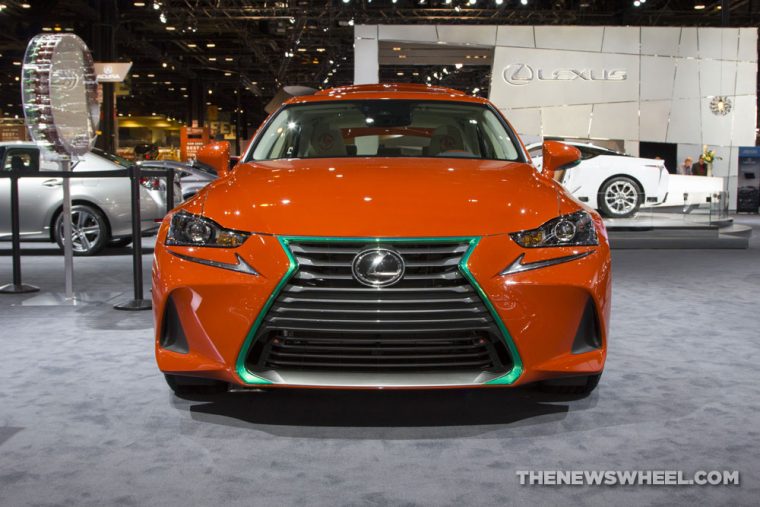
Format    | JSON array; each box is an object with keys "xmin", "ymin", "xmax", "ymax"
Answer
[
  {"xmin": 0, "ymin": 141, "xmax": 37, "ymax": 149},
  {"xmin": 285, "ymin": 83, "xmax": 490, "ymax": 106}
]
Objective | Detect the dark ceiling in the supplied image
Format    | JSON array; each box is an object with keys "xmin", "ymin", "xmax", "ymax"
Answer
[{"xmin": 0, "ymin": 0, "xmax": 758, "ymax": 129}]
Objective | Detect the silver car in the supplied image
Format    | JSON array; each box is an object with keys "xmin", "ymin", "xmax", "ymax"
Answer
[
  {"xmin": 138, "ymin": 159, "xmax": 217, "ymax": 201},
  {"xmin": 0, "ymin": 142, "xmax": 180, "ymax": 255}
]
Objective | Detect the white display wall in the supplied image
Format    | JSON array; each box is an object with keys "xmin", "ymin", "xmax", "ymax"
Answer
[{"xmin": 354, "ymin": 24, "xmax": 758, "ymax": 207}]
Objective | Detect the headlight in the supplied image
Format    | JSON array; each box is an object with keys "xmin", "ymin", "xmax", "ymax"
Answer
[
  {"xmin": 510, "ymin": 211, "xmax": 598, "ymax": 248},
  {"xmin": 166, "ymin": 211, "xmax": 249, "ymax": 248}
]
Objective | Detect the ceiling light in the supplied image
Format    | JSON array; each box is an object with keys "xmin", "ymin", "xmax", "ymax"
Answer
[
  {"xmin": 455, "ymin": 63, "xmax": 463, "ymax": 69},
  {"xmin": 224, "ymin": 72, "xmax": 231, "ymax": 76},
  {"xmin": 225, "ymin": 57, "xmax": 233, "ymax": 61},
  {"xmin": 208, "ymin": 57, "xmax": 216, "ymax": 61},
  {"xmin": 495, "ymin": 0, "xmax": 503, "ymax": 4},
  {"xmin": 316, "ymin": 48, "xmax": 325, "ymax": 52},
  {"xmin": 159, "ymin": 12, "xmax": 166, "ymax": 23},
  {"xmin": 147, "ymin": 73, "xmax": 155, "ymax": 77},
  {"xmin": 21, "ymin": 3, "xmax": 31, "ymax": 7},
  {"xmin": 206, "ymin": 42, "xmax": 215, "ymax": 48},
  {"xmin": 165, "ymin": 26, "xmax": 175, "ymax": 31},
  {"xmin": 187, "ymin": 43, "xmax": 197, "ymax": 48},
  {"xmin": 520, "ymin": 0, "xmax": 527, "ymax": 4},
  {"xmin": 162, "ymin": 62, "xmax": 167, "ymax": 68},
  {"xmin": 633, "ymin": 0, "xmax": 640, "ymax": 5},
  {"xmin": 133, "ymin": 2, "xmax": 145, "ymax": 6},
  {"xmin": 694, "ymin": 3, "xmax": 705, "ymax": 8}
]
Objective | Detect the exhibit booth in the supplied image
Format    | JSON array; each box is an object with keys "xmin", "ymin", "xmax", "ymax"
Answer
[{"xmin": 354, "ymin": 24, "xmax": 758, "ymax": 247}]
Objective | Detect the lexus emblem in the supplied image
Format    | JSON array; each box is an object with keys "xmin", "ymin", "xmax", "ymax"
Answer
[{"xmin": 351, "ymin": 247, "xmax": 405, "ymax": 288}]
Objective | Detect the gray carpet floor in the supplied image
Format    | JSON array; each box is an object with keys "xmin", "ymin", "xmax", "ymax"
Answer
[{"xmin": 1, "ymin": 217, "xmax": 760, "ymax": 506}]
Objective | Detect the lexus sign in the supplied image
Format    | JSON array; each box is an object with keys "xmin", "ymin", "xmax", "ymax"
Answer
[
  {"xmin": 489, "ymin": 47, "xmax": 639, "ymax": 109},
  {"xmin": 502, "ymin": 63, "xmax": 628, "ymax": 86}
]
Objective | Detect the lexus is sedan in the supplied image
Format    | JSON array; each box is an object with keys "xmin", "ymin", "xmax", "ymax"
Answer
[{"xmin": 153, "ymin": 84, "xmax": 611, "ymax": 396}]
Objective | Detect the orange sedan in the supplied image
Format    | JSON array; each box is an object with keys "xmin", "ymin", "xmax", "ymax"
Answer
[{"xmin": 152, "ymin": 84, "xmax": 611, "ymax": 395}]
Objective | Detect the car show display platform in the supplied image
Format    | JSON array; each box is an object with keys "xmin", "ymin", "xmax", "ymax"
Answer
[{"xmin": 605, "ymin": 212, "xmax": 752, "ymax": 249}]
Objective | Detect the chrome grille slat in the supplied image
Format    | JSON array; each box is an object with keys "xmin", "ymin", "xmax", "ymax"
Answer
[
  {"xmin": 295, "ymin": 270, "xmax": 463, "ymax": 281},
  {"xmin": 297, "ymin": 257, "xmax": 462, "ymax": 268},
  {"xmin": 280, "ymin": 296, "xmax": 479, "ymax": 304},
  {"xmin": 270, "ymin": 306, "xmax": 487, "ymax": 314},
  {"xmin": 283, "ymin": 285, "xmax": 474, "ymax": 293},
  {"xmin": 246, "ymin": 240, "xmax": 512, "ymax": 373}
]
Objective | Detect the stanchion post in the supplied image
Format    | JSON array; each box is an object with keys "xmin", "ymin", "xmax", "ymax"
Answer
[
  {"xmin": 165, "ymin": 167, "xmax": 175, "ymax": 215},
  {"xmin": 0, "ymin": 168, "xmax": 40, "ymax": 294},
  {"xmin": 114, "ymin": 164, "xmax": 151, "ymax": 310}
]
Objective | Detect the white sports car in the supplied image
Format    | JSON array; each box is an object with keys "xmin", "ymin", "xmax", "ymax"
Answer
[{"xmin": 526, "ymin": 142, "xmax": 669, "ymax": 218}]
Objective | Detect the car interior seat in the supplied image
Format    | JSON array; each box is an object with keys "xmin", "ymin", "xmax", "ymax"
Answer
[
  {"xmin": 428, "ymin": 125, "xmax": 467, "ymax": 156},
  {"xmin": 306, "ymin": 124, "xmax": 347, "ymax": 157}
]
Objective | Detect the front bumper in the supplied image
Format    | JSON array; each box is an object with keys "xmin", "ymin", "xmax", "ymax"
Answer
[{"xmin": 152, "ymin": 229, "xmax": 611, "ymax": 389}]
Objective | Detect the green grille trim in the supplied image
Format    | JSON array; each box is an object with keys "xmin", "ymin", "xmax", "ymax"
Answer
[
  {"xmin": 235, "ymin": 235, "xmax": 523, "ymax": 386},
  {"xmin": 458, "ymin": 238, "xmax": 523, "ymax": 385},
  {"xmin": 235, "ymin": 236, "xmax": 297, "ymax": 384}
]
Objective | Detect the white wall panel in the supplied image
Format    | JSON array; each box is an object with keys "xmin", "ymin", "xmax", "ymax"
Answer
[
  {"xmin": 534, "ymin": 26, "xmax": 604, "ymax": 52},
  {"xmin": 699, "ymin": 60, "xmax": 737, "ymax": 97},
  {"xmin": 601, "ymin": 27, "xmax": 639, "ymax": 54},
  {"xmin": 437, "ymin": 26, "xmax": 497, "ymax": 46},
  {"xmin": 495, "ymin": 26, "xmax": 535, "ymax": 48},
  {"xmin": 503, "ymin": 108, "xmax": 542, "ymax": 137},
  {"xmin": 672, "ymin": 58, "xmax": 700, "ymax": 99},
  {"xmin": 541, "ymin": 105, "xmax": 593, "ymax": 138},
  {"xmin": 639, "ymin": 101, "xmax": 671, "ymax": 142},
  {"xmin": 353, "ymin": 37, "xmax": 379, "ymax": 84},
  {"xmin": 738, "ymin": 28, "xmax": 758, "ymax": 62},
  {"xmin": 698, "ymin": 28, "xmax": 724, "ymax": 60},
  {"xmin": 624, "ymin": 140, "xmax": 640, "ymax": 157},
  {"xmin": 640, "ymin": 56, "xmax": 677, "ymax": 101},
  {"xmin": 731, "ymin": 95, "xmax": 758, "ymax": 146},
  {"xmin": 589, "ymin": 102, "xmax": 639, "ymax": 140},
  {"xmin": 700, "ymin": 96, "xmax": 733, "ymax": 147},
  {"xmin": 641, "ymin": 27, "xmax": 680, "ymax": 56},
  {"xmin": 735, "ymin": 62, "xmax": 758, "ymax": 95},
  {"xmin": 678, "ymin": 28, "xmax": 698, "ymax": 58},
  {"xmin": 666, "ymin": 99, "xmax": 702, "ymax": 144},
  {"xmin": 720, "ymin": 29, "xmax": 739, "ymax": 61},
  {"xmin": 354, "ymin": 25, "xmax": 377, "ymax": 39},
  {"xmin": 378, "ymin": 25, "xmax": 437, "ymax": 42}
]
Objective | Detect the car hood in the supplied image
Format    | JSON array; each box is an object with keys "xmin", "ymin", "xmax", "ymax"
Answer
[{"xmin": 197, "ymin": 158, "xmax": 563, "ymax": 237}]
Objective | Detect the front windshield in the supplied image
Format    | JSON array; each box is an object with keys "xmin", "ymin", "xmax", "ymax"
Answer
[{"xmin": 250, "ymin": 100, "xmax": 522, "ymax": 162}]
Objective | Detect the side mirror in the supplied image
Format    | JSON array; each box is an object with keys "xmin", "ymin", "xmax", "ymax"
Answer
[
  {"xmin": 541, "ymin": 141, "xmax": 581, "ymax": 180},
  {"xmin": 196, "ymin": 141, "xmax": 231, "ymax": 178}
]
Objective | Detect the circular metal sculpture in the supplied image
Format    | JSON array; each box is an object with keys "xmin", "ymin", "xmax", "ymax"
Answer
[
  {"xmin": 709, "ymin": 96, "xmax": 732, "ymax": 116},
  {"xmin": 21, "ymin": 34, "xmax": 99, "ymax": 156}
]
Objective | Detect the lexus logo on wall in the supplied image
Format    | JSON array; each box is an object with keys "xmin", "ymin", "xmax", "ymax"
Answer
[{"xmin": 502, "ymin": 63, "xmax": 628, "ymax": 86}]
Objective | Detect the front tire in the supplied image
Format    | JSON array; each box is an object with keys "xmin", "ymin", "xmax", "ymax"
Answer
[
  {"xmin": 164, "ymin": 374, "xmax": 228, "ymax": 396},
  {"xmin": 598, "ymin": 176, "xmax": 641, "ymax": 218},
  {"xmin": 537, "ymin": 374, "xmax": 601, "ymax": 395},
  {"xmin": 53, "ymin": 204, "xmax": 109, "ymax": 256}
]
